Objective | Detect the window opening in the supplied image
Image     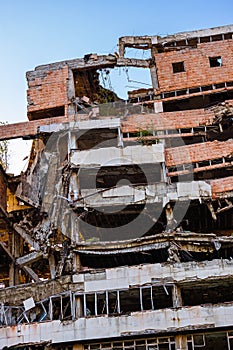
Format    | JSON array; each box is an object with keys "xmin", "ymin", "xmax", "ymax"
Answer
[
  {"xmin": 172, "ymin": 62, "xmax": 185, "ymax": 73},
  {"xmin": 209, "ymin": 56, "xmax": 222, "ymax": 67}
]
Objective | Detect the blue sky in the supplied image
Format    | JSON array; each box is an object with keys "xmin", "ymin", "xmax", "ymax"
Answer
[{"xmin": 0, "ymin": 0, "xmax": 233, "ymax": 172}]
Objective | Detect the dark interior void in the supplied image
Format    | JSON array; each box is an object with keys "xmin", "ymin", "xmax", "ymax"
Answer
[
  {"xmin": 73, "ymin": 68, "xmax": 120, "ymax": 104},
  {"xmin": 166, "ymin": 120, "xmax": 233, "ymax": 147},
  {"xmin": 193, "ymin": 166, "xmax": 233, "ymax": 181},
  {"xmin": 71, "ymin": 128, "xmax": 118, "ymax": 151},
  {"xmin": 78, "ymin": 163, "xmax": 162, "ymax": 189},
  {"xmin": 0, "ymin": 247, "xmax": 11, "ymax": 286},
  {"xmin": 140, "ymin": 285, "xmax": 173, "ymax": 310},
  {"xmin": 31, "ymin": 258, "xmax": 50, "ymax": 280},
  {"xmin": 138, "ymin": 128, "xmax": 233, "ymax": 150},
  {"xmin": 170, "ymin": 164, "xmax": 233, "ymax": 182},
  {"xmin": 181, "ymin": 200, "xmax": 233, "ymax": 234},
  {"xmin": 79, "ymin": 248, "xmax": 169, "ymax": 269},
  {"xmin": 27, "ymin": 106, "xmax": 65, "ymax": 120},
  {"xmin": 77, "ymin": 203, "xmax": 166, "ymax": 241},
  {"xmin": 163, "ymin": 90, "xmax": 233, "ymax": 112},
  {"xmin": 182, "ymin": 279, "xmax": 233, "ymax": 307},
  {"xmin": 76, "ymin": 199, "xmax": 233, "ymax": 241},
  {"xmin": 166, "ymin": 136, "xmax": 205, "ymax": 147},
  {"xmin": 207, "ymin": 125, "xmax": 233, "ymax": 142},
  {"xmin": 79, "ymin": 242, "xmax": 233, "ymax": 269}
]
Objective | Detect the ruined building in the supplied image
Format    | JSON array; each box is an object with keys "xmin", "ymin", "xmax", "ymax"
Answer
[{"xmin": 0, "ymin": 24, "xmax": 233, "ymax": 349}]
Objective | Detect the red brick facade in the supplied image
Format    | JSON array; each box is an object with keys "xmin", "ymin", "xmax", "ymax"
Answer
[
  {"xmin": 166, "ymin": 139, "xmax": 233, "ymax": 167},
  {"xmin": 211, "ymin": 176, "xmax": 233, "ymax": 198},
  {"xmin": 155, "ymin": 40, "xmax": 233, "ymax": 92},
  {"xmin": 27, "ymin": 66, "xmax": 69, "ymax": 118},
  {"xmin": 122, "ymin": 109, "xmax": 214, "ymax": 132}
]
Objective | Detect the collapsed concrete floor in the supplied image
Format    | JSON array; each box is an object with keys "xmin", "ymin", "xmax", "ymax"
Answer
[{"xmin": 0, "ymin": 24, "xmax": 233, "ymax": 349}]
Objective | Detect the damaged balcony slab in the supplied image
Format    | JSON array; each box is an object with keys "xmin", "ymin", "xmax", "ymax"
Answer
[
  {"xmin": 27, "ymin": 55, "xmax": 118, "ymax": 77},
  {"xmin": 72, "ymin": 181, "xmax": 212, "ymax": 208},
  {"xmin": 72, "ymin": 231, "xmax": 233, "ymax": 267},
  {"xmin": 71, "ymin": 144, "xmax": 164, "ymax": 167},
  {"xmin": 74, "ymin": 231, "xmax": 226, "ymax": 254},
  {"xmin": 2, "ymin": 303, "xmax": 233, "ymax": 348},
  {"xmin": 0, "ymin": 275, "xmax": 72, "ymax": 305},
  {"xmin": 72, "ymin": 258, "xmax": 233, "ymax": 293},
  {"xmin": 39, "ymin": 118, "xmax": 121, "ymax": 134}
]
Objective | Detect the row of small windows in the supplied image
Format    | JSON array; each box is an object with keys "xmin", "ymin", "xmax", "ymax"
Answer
[{"xmin": 172, "ymin": 56, "xmax": 222, "ymax": 73}]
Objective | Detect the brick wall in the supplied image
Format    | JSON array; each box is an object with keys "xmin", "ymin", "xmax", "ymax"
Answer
[
  {"xmin": 122, "ymin": 109, "xmax": 214, "ymax": 132},
  {"xmin": 155, "ymin": 40, "xmax": 233, "ymax": 92},
  {"xmin": 211, "ymin": 176, "xmax": 233, "ymax": 197},
  {"xmin": 27, "ymin": 66, "xmax": 69, "ymax": 117},
  {"xmin": 0, "ymin": 115, "xmax": 71, "ymax": 141},
  {"xmin": 0, "ymin": 167, "xmax": 7, "ymax": 211},
  {"xmin": 165, "ymin": 139, "xmax": 233, "ymax": 167}
]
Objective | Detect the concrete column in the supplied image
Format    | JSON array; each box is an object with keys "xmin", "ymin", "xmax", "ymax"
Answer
[
  {"xmin": 150, "ymin": 65, "xmax": 159, "ymax": 90},
  {"xmin": 175, "ymin": 334, "xmax": 188, "ymax": 350},
  {"xmin": 14, "ymin": 233, "xmax": 23, "ymax": 285},
  {"xmin": 75, "ymin": 296, "xmax": 83, "ymax": 318},
  {"xmin": 9, "ymin": 230, "xmax": 14, "ymax": 286},
  {"xmin": 49, "ymin": 254, "xmax": 56, "ymax": 279},
  {"xmin": 154, "ymin": 101, "xmax": 163, "ymax": 113},
  {"xmin": 161, "ymin": 162, "xmax": 167, "ymax": 183},
  {"xmin": 9, "ymin": 231, "xmax": 22, "ymax": 286},
  {"xmin": 73, "ymin": 253, "xmax": 81, "ymax": 273},
  {"xmin": 172, "ymin": 284, "xmax": 183, "ymax": 308}
]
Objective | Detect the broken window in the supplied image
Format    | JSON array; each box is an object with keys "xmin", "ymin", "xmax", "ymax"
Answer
[
  {"xmin": 119, "ymin": 288, "xmax": 141, "ymax": 313},
  {"xmin": 79, "ymin": 285, "xmax": 176, "ymax": 318},
  {"xmin": 152, "ymin": 285, "xmax": 173, "ymax": 309},
  {"xmin": 193, "ymin": 334, "xmax": 205, "ymax": 348},
  {"xmin": 108, "ymin": 291, "xmax": 120, "ymax": 314},
  {"xmin": 97, "ymin": 292, "xmax": 108, "ymax": 315},
  {"xmin": 141, "ymin": 286, "xmax": 154, "ymax": 310},
  {"xmin": 172, "ymin": 61, "xmax": 185, "ymax": 73},
  {"xmin": 209, "ymin": 56, "xmax": 222, "ymax": 67},
  {"xmin": 227, "ymin": 331, "xmax": 233, "ymax": 349},
  {"xmin": 158, "ymin": 337, "xmax": 175, "ymax": 350},
  {"xmin": 85, "ymin": 293, "xmax": 95, "ymax": 316},
  {"xmin": 83, "ymin": 292, "xmax": 108, "ymax": 316},
  {"xmin": 49, "ymin": 293, "xmax": 72, "ymax": 320}
]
